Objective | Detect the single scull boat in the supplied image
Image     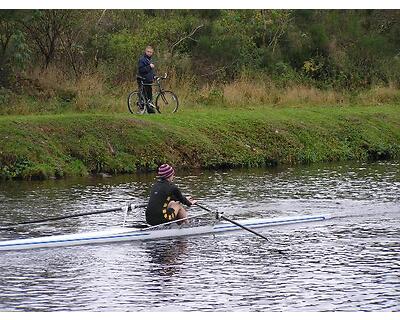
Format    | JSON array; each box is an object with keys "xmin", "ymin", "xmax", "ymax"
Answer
[{"xmin": 0, "ymin": 214, "xmax": 330, "ymax": 251}]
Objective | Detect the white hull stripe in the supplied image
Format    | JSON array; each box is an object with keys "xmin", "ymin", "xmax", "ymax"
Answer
[
  {"xmin": 0, "ymin": 232, "xmax": 152, "ymax": 249},
  {"xmin": 0, "ymin": 214, "xmax": 329, "ymax": 251}
]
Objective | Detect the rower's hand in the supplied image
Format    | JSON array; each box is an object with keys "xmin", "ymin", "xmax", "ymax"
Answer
[
  {"xmin": 187, "ymin": 196, "xmax": 197, "ymax": 205},
  {"xmin": 150, "ymin": 63, "xmax": 155, "ymax": 68}
]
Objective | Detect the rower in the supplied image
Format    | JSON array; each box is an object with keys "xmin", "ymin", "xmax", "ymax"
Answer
[{"xmin": 145, "ymin": 164, "xmax": 196, "ymax": 226}]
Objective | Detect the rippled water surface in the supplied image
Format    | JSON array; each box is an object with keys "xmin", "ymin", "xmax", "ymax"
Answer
[{"xmin": 0, "ymin": 161, "xmax": 399, "ymax": 311}]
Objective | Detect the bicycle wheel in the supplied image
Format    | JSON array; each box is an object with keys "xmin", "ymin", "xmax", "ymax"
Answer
[
  {"xmin": 155, "ymin": 91, "xmax": 179, "ymax": 113},
  {"xmin": 127, "ymin": 91, "xmax": 146, "ymax": 115}
]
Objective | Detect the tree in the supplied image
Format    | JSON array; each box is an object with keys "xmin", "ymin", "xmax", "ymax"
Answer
[
  {"xmin": 0, "ymin": 10, "xmax": 30, "ymax": 87},
  {"xmin": 21, "ymin": 10, "xmax": 71, "ymax": 69}
]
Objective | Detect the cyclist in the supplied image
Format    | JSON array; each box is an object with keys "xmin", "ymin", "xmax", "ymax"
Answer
[{"xmin": 137, "ymin": 45, "xmax": 156, "ymax": 113}]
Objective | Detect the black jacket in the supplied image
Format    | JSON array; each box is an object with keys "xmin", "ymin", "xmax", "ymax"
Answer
[
  {"xmin": 137, "ymin": 54, "xmax": 155, "ymax": 83},
  {"xmin": 146, "ymin": 179, "xmax": 192, "ymax": 225}
]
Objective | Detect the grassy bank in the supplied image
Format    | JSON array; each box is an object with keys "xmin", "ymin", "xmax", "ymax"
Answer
[{"xmin": 0, "ymin": 105, "xmax": 399, "ymax": 180}]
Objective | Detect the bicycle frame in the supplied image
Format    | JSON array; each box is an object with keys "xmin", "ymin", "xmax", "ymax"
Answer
[
  {"xmin": 129, "ymin": 73, "xmax": 178, "ymax": 114},
  {"xmin": 138, "ymin": 78, "xmax": 164, "ymax": 99}
]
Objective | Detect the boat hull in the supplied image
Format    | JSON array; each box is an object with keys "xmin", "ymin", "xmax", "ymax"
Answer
[{"xmin": 0, "ymin": 214, "xmax": 330, "ymax": 251}]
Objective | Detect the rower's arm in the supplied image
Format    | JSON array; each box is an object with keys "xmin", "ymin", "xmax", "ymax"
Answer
[{"xmin": 172, "ymin": 186, "xmax": 192, "ymax": 206}]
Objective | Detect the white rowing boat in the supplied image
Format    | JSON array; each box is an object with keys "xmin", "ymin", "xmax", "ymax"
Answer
[{"xmin": 0, "ymin": 214, "xmax": 330, "ymax": 251}]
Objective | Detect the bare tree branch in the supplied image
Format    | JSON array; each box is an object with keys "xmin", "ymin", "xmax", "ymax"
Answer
[
  {"xmin": 96, "ymin": 9, "xmax": 107, "ymax": 27},
  {"xmin": 94, "ymin": 9, "xmax": 107, "ymax": 68},
  {"xmin": 171, "ymin": 24, "xmax": 204, "ymax": 54}
]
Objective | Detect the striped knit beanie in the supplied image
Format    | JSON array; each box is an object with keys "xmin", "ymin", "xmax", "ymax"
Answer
[{"xmin": 157, "ymin": 164, "xmax": 175, "ymax": 179}]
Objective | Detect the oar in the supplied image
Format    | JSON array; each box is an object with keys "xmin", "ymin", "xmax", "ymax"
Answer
[
  {"xmin": 196, "ymin": 203, "xmax": 269, "ymax": 240},
  {"xmin": 196, "ymin": 203, "xmax": 286, "ymax": 253},
  {"xmin": 0, "ymin": 203, "xmax": 147, "ymax": 231}
]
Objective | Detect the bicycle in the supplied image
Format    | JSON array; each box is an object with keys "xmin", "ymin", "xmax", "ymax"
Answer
[{"xmin": 127, "ymin": 73, "xmax": 179, "ymax": 114}]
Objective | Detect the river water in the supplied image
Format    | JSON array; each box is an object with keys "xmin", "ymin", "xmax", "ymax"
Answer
[{"xmin": 0, "ymin": 161, "xmax": 399, "ymax": 311}]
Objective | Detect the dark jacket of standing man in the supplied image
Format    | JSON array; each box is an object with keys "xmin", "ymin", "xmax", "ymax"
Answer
[{"xmin": 137, "ymin": 46, "xmax": 155, "ymax": 103}]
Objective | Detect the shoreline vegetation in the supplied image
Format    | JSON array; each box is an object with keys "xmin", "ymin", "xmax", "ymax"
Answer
[
  {"xmin": 1, "ymin": 10, "xmax": 400, "ymax": 180},
  {"xmin": 2, "ymin": 10, "xmax": 400, "ymax": 116},
  {"xmin": 0, "ymin": 104, "xmax": 399, "ymax": 180},
  {"xmin": 2, "ymin": 69, "xmax": 400, "ymax": 116}
]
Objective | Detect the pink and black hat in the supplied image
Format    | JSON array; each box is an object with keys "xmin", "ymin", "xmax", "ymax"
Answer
[{"xmin": 157, "ymin": 164, "xmax": 175, "ymax": 179}]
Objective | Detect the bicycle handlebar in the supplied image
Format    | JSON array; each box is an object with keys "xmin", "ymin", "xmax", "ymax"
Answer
[
  {"xmin": 136, "ymin": 73, "xmax": 168, "ymax": 84},
  {"xmin": 155, "ymin": 73, "xmax": 168, "ymax": 81}
]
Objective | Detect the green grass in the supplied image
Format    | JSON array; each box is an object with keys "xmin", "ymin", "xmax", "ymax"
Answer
[{"xmin": 0, "ymin": 104, "xmax": 399, "ymax": 180}]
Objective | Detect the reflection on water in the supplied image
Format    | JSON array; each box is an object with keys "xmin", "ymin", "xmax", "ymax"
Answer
[
  {"xmin": 0, "ymin": 160, "xmax": 399, "ymax": 311},
  {"xmin": 146, "ymin": 240, "xmax": 189, "ymax": 277}
]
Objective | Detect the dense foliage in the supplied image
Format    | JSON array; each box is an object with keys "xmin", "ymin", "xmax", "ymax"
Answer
[{"xmin": 0, "ymin": 9, "xmax": 400, "ymax": 109}]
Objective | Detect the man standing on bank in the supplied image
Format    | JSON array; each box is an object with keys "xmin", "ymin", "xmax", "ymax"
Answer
[
  {"xmin": 146, "ymin": 164, "xmax": 197, "ymax": 226},
  {"xmin": 137, "ymin": 45, "xmax": 156, "ymax": 113}
]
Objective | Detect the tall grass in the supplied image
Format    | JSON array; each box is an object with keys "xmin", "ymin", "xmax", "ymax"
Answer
[
  {"xmin": 357, "ymin": 84, "xmax": 400, "ymax": 105},
  {"xmin": 222, "ymin": 79, "xmax": 347, "ymax": 107},
  {"xmin": 1, "ymin": 67, "xmax": 399, "ymax": 115}
]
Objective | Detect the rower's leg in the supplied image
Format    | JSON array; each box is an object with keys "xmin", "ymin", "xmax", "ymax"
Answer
[{"xmin": 168, "ymin": 201, "xmax": 188, "ymax": 224}]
